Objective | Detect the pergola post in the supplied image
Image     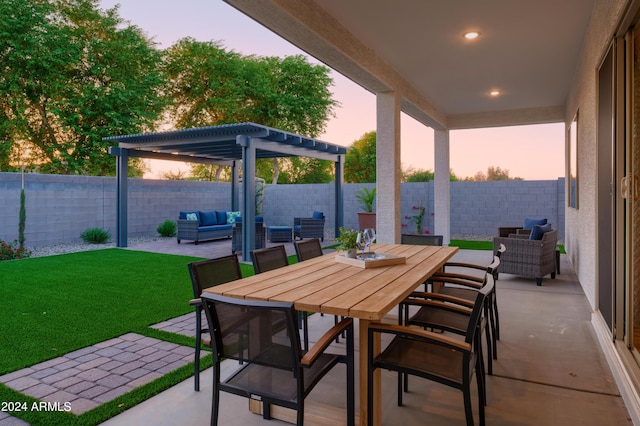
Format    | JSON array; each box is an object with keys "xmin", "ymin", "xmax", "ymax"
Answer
[
  {"xmin": 334, "ymin": 155, "xmax": 344, "ymax": 237},
  {"xmin": 231, "ymin": 160, "xmax": 240, "ymax": 212},
  {"xmin": 109, "ymin": 146, "xmax": 129, "ymax": 248},
  {"xmin": 238, "ymin": 135, "xmax": 256, "ymax": 262}
]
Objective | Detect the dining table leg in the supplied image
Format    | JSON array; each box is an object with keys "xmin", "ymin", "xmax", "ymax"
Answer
[{"xmin": 359, "ymin": 318, "xmax": 381, "ymax": 426}]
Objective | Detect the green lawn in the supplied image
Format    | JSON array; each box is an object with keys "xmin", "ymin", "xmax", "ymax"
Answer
[
  {"xmin": 0, "ymin": 249, "xmax": 265, "ymax": 425},
  {"xmin": 0, "ymin": 248, "xmax": 300, "ymax": 426}
]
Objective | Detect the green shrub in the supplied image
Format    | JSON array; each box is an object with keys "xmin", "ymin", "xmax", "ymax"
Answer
[
  {"xmin": 157, "ymin": 220, "xmax": 177, "ymax": 237},
  {"xmin": 80, "ymin": 228, "xmax": 111, "ymax": 244},
  {"xmin": 0, "ymin": 239, "xmax": 31, "ymax": 260}
]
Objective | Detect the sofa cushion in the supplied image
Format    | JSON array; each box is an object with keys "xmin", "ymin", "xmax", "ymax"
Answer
[
  {"xmin": 215, "ymin": 210, "xmax": 228, "ymax": 225},
  {"xmin": 198, "ymin": 224, "xmax": 232, "ymax": 233},
  {"xmin": 530, "ymin": 223, "xmax": 553, "ymax": 240},
  {"xmin": 180, "ymin": 211, "xmax": 201, "ymax": 224},
  {"xmin": 523, "ymin": 217, "xmax": 547, "ymax": 230},
  {"xmin": 312, "ymin": 211, "xmax": 324, "ymax": 220},
  {"xmin": 199, "ymin": 211, "xmax": 218, "ymax": 226},
  {"xmin": 226, "ymin": 211, "xmax": 241, "ymax": 224}
]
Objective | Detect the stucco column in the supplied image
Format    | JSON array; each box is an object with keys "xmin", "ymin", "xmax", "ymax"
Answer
[
  {"xmin": 434, "ymin": 129, "xmax": 451, "ymax": 244},
  {"xmin": 376, "ymin": 91, "xmax": 402, "ymax": 243}
]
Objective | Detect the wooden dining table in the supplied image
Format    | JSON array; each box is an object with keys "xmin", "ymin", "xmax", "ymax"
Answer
[{"xmin": 203, "ymin": 243, "xmax": 458, "ymax": 426}]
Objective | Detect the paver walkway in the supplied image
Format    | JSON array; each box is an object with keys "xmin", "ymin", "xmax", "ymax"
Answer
[{"xmin": 0, "ymin": 331, "xmax": 203, "ymax": 419}]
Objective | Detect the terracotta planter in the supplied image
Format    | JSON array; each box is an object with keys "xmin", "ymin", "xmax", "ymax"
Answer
[{"xmin": 357, "ymin": 212, "xmax": 376, "ymax": 231}]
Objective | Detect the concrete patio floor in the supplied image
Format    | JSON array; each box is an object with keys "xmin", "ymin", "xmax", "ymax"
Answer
[{"xmin": 99, "ymin": 239, "xmax": 632, "ymax": 425}]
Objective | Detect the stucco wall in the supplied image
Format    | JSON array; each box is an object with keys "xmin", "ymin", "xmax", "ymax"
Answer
[
  {"xmin": 1, "ymin": 172, "xmax": 564, "ymax": 247},
  {"xmin": 564, "ymin": 0, "xmax": 629, "ymax": 309}
]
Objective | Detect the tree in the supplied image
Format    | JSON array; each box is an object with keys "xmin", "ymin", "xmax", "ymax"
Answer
[
  {"xmin": 189, "ymin": 164, "xmax": 231, "ymax": 182},
  {"xmin": 0, "ymin": 0, "xmax": 167, "ymax": 175},
  {"xmin": 163, "ymin": 39, "xmax": 337, "ymax": 183},
  {"xmin": 344, "ymin": 131, "xmax": 376, "ymax": 183},
  {"xmin": 472, "ymin": 166, "xmax": 522, "ymax": 181},
  {"xmin": 404, "ymin": 168, "xmax": 434, "ymax": 182},
  {"xmin": 277, "ymin": 157, "xmax": 334, "ymax": 184}
]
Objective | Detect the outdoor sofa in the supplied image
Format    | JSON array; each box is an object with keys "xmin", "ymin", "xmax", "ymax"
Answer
[{"xmin": 177, "ymin": 210, "xmax": 263, "ymax": 244}]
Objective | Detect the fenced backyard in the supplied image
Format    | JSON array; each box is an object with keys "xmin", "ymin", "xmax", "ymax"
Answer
[{"xmin": 0, "ymin": 172, "xmax": 565, "ymax": 248}]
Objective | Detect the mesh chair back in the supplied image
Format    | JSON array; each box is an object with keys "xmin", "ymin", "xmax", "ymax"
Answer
[
  {"xmin": 294, "ymin": 238, "xmax": 323, "ymax": 262},
  {"xmin": 201, "ymin": 293, "xmax": 299, "ymax": 370},
  {"xmin": 188, "ymin": 254, "xmax": 242, "ymax": 297},
  {"xmin": 251, "ymin": 245, "xmax": 288, "ymax": 274},
  {"xmin": 465, "ymin": 274, "xmax": 494, "ymax": 344},
  {"xmin": 400, "ymin": 234, "xmax": 443, "ymax": 246}
]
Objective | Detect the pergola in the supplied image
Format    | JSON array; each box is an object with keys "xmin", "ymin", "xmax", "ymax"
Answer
[{"xmin": 106, "ymin": 122, "xmax": 348, "ymax": 261}]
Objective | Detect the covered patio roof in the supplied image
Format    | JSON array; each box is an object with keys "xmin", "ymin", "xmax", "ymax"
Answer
[{"xmin": 106, "ymin": 122, "xmax": 347, "ymax": 260}]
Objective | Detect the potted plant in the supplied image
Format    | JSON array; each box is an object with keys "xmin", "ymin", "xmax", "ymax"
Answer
[
  {"xmin": 335, "ymin": 227, "xmax": 359, "ymax": 258},
  {"xmin": 355, "ymin": 187, "xmax": 376, "ymax": 231}
]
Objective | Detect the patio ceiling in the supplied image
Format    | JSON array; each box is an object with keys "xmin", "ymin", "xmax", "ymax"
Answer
[
  {"xmin": 105, "ymin": 122, "xmax": 347, "ymax": 165},
  {"xmin": 225, "ymin": 0, "xmax": 596, "ymax": 129}
]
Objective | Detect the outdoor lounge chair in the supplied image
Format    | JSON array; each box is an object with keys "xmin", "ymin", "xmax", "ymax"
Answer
[
  {"xmin": 493, "ymin": 229, "xmax": 557, "ymax": 286},
  {"xmin": 293, "ymin": 211, "xmax": 325, "ymax": 241},
  {"xmin": 201, "ymin": 293, "xmax": 355, "ymax": 426},
  {"xmin": 368, "ymin": 275, "xmax": 493, "ymax": 426},
  {"xmin": 187, "ymin": 254, "xmax": 242, "ymax": 391}
]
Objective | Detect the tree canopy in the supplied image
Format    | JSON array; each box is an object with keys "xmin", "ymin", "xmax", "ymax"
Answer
[
  {"xmin": 0, "ymin": 0, "xmax": 167, "ymax": 175},
  {"xmin": 344, "ymin": 131, "xmax": 377, "ymax": 183},
  {"xmin": 163, "ymin": 38, "xmax": 337, "ymax": 183},
  {"xmin": 470, "ymin": 166, "xmax": 522, "ymax": 181}
]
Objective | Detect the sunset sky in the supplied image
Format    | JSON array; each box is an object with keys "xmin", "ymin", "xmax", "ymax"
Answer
[{"xmin": 100, "ymin": 0, "xmax": 565, "ymax": 181}]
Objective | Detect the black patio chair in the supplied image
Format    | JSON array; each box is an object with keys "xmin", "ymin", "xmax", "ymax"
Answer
[
  {"xmin": 408, "ymin": 267, "xmax": 496, "ymax": 377},
  {"xmin": 201, "ymin": 293, "xmax": 355, "ymax": 426},
  {"xmin": 293, "ymin": 238, "xmax": 343, "ymax": 341},
  {"xmin": 435, "ymin": 243, "xmax": 505, "ymax": 343},
  {"xmin": 293, "ymin": 238, "xmax": 323, "ymax": 261},
  {"xmin": 187, "ymin": 254, "xmax": 242, "ymax": 391},
  {"xmin": 251, "ymin": 245, "xmax": 310, "ymax": 351},
  {"xmin": 368, "ymin": 275, "xmax": 493, "ymax": 426}
]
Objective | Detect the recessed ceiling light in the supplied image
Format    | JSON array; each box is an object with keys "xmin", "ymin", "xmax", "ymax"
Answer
[
  {"xmin": 464, "ymin": 32, "xmax": 479, "ymax": 40},
  {"xmin": 490, "ymin": 90, "xmax": 501, "ymax": 96}
]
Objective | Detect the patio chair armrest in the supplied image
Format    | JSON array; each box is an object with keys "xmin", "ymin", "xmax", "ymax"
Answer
[
  {"xmin": 430, "ymin": 272, "xmax": 484, "ymax": 287},
  {"xmin": 369, "ymin": 322, "xmax": 471, "ymax": 352},
  {"xmin": 189, "ymin": 298, "xmax": 201, "ymax": 306},
  {"xmin": 428, "ymin": 275, "xmax": 484, "ymax": 290},
  {"xmin": 443, "ymin": 261, "xmax": 486, "ymax": 272},
  {"xmin": 301, "ymin": 317, "xmax": 353, "ymax": 366},
  {"xmin": 405, "ymin": 293, "xmax": 474, "ymax": 311}
]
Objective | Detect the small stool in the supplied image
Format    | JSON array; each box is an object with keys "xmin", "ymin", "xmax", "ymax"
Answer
[{"xmin": 267, "ymin": 226, "xmax": 293, "ymax": 242}]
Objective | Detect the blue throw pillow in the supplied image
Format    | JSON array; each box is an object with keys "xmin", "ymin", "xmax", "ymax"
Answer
[
  {"xmin": 199, "ymin": 211, "xmax": 218, "ymax": 226},
  {"xmin": 530, "ymin": 223, "xmax": 552, "ymax": 240},
  {"xmin": 312, "ymin": 211, "xmax": 324, "ymax": 220},
  {"xmin": 215, "ymin": 211, "xmax": 228, "ymax": 225},
  {"xmin": 523, "ymin": 217, "xmax": 547, "ymax": 230}
]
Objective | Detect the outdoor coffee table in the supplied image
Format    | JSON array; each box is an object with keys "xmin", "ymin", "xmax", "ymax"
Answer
[
  {"xmin": 203, "ymin": 243, "xmax": 458, "ymax": 426},
  {"xmin": 266, "ymin": 225, "xmax": 293, "ymax": 242}
]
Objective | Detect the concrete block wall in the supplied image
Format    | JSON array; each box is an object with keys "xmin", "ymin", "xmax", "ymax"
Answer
[
  {"xmin": 0, "ymin": 172, "xmax": 565, "ymax": 247},
  {"xmin": 0, "ymin": 173, "xmax": 230, "ymax": 247}
]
